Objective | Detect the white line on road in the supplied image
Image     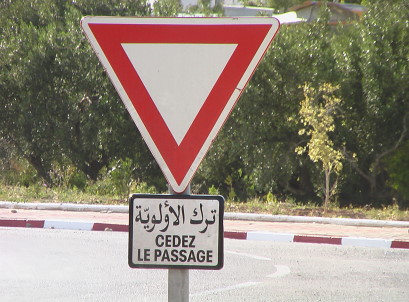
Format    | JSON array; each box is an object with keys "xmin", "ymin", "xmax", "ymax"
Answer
[
  {"xmin": 193, "ymin": 250, "xmax": 291, "ymax": 297},
  {"xmin": 190, "ymin": 281, "xmax": 260, "ymax": 297},
  {"xmin": 268, "ymin": 265, "xmax": 291, "ymax": 278},
  {"xmin": 191, "ymin": 263, "xmax": 291, "ymax": 297},
  {"xmin": 225, "ymin": 250, "xmax": 271, "ymax": 261}
]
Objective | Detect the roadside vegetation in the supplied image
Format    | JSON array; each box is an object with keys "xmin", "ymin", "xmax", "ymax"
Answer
[
  {"xmin": 1, "ymin": 0, "xmax": 408, "ymax": 216},
  {"xmin": 1, "ymin": 181, "xmax": 408, "ymax": 221}
]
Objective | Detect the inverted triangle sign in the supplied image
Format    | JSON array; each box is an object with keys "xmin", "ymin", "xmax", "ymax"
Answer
[{"xmin": 81, "ymin": 17, "xmax": 280, "ymax": 193}]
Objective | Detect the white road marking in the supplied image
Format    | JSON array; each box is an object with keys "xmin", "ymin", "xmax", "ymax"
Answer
[
  {"xmin": 191, "ymin": 263, "xmax": 291, "ymax": 297},
  {"xmin": 267, "ymin": 265, "xmax": 291, "ymax": 278},
  {"xmin": 192, "ymin": 251, "xmax": 291, "ymax": 296},
  {"xmin": 225, "ymin": 250, "xmax": 271, "ymax": 261},
  {"xmin": 190, "ymin": 281, "xmax": 260, "ymax": 297}
]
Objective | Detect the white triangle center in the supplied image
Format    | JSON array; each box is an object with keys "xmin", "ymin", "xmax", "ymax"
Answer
[{"xmin": 122, "ymin": 43, "xmax": 237, "ymax": 145}]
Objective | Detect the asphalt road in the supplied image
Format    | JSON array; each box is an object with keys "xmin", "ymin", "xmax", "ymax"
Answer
[{"xmin": 1, "ymin": 228, "xmax": 408, "ymax": 302}]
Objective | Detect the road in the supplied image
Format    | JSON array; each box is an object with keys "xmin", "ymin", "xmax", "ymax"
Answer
[{"xmin": 1, "ymin": 228, "xmax": 408, "ymax": 301}]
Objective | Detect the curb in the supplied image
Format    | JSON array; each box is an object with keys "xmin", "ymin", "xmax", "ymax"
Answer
[
  {"xmin": 2, "ymin": 201, "xmax": 409, "ymax": 228},
  {"xmin": 1, "ymin": 218, "xmax": 408, "ymax": 250},
  {"xmin": 0, "ymin": 218, "xmax": 128, "ymax": 232},
  {"xmin": 225, "ymin": 231, "xmax": 409, "ymax": 250},
  {"xmin": 226, "ymin": 212, "xmax": 409, "ymax": 228},
  {"xmin": 0, "ymin": 201, "xmax": 128, "ymax": 213}
]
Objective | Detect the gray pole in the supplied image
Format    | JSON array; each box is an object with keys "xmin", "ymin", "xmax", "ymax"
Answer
[{"xmin": 168, "ymin": 184, "xmax": 190, "ymax": 302}]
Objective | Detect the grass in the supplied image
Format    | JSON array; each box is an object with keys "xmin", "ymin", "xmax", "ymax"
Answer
[
  {"xmin": 0, "ymin": 184, "xmax": 127, "ymax": 205},
  {"xmin": 225, "ymin": 199, "xmax": 409, "ymax": 221},
  {"xmin": 1, "ymin": 184, "xmax": 408, "ymax": 221}
]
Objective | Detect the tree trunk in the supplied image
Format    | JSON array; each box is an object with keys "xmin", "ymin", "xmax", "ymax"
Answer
[
  {"xmin": 28, "ymin": 155, "xmax": 52, "ymax": 186},
  {"xmin": 324, "ymin": 168, "xmax": 330, "ymax": 213}
]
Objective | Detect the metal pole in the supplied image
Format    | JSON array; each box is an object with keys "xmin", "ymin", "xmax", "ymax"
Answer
[
  {"xmin": 168, "ymin": 184, "xmax": 190, "ymax": 302},
  {"xmin": 168, "ymin": 269, "xmax": 189, "ymax": 302}
]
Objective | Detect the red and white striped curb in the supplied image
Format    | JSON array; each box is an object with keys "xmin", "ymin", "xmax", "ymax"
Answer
[
  {"xmin": 225, "ymin": 231, "xmax": 409, "ymax": 249},
  {"xmin": 0, "ymin": 219, "xmax": 128, "ymax": 232},
  {"xmin": 1, "ymin": 218, "xmax": 408, "ymax": 250}
]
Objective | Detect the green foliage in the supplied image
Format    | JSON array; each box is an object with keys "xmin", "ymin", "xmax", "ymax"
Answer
[
  {"xmin": 108, "ymin": 158, "xmax": 136, "ymax": 199},
  {"xmin": 0, "ymin": 0, "xmax": 160, "ymax": 187},
  {"xmin": 265, "ymin": 0, "xmax": 305, "ymax": 12},
  {"xmin": 0, "ymin": 138, "xmax": 38, "ymax": 186},
  {"xmin": 84, "ymin": 158, "xmax": 158, "ymax": 200},
  {"xmin": 153, "ymin": 0, "xmax": 182, "ymax": 16},
  {"xmin": 198, "ymin": 17, "xmax": 337, "ymax": 202},
  {"xmin": 185, "ymin": 0, "xmax": 223, "ymax": 16},
  {"xmin": 48, "ymin": 162, "xmax": 88, "ymax": 190},
  {"xmin": 241, "ymin": 0, "xmax": 266, "ymax": 7},
  {"xmin": 0, "ymin": 0, "xmax": 407, "ymax": 209},
  {"xmin": 208, "ymin": 185, "xmax": 220, "ymax": 196},
  {"xmin": 332, "ymin": 0, "xmax": 409, "ymax": 206},
  {"xmin": 386, "ymin": 141, "xmax": 409, "ymax": 208},
  {"xmin": 84, "ymin": 168, "xmax": 157, "ymax": 199},
  {"xmin": 265, "ymin": 191, "xmax": 279, "ymax": 204},
  {"xmin": 67, "ymin": 169, "xmax": 88, "ymax": 191}
]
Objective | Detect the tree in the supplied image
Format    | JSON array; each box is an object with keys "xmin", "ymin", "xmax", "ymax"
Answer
[
  {"xmin": 295, "ymin": 83, "xmax": 344, "ymax": 210},
  {"xmin": 333, "ymin": 0, "xmax": 409, "ymax": 206},
  {"xmin": 197, "ymin": 15, "xmax": 337, "ymax": 201},
  {"xmin": 185, "ymin": 0, "xmax": 223, "ymax": 16},
  {"xmin": 0, "ymin": 0, "xmax": 159, "ymax": 186},
  {"xmin": 1, "ymin": 0, "xmax": 407, "ymax": 207},
  {"xmin": 153, "ymin": 0, "xmax": 182, "ymax": 16}
]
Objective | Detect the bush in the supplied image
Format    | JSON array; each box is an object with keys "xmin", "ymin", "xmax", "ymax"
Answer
[{"xmin": 386, "ymin": 141, "xmax": 409, "ymax": 209}]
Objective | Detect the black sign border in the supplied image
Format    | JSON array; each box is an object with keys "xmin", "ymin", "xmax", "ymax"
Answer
[{"xmin": 128, "ymin": 194, "xmax": 224, "ymax": 270}]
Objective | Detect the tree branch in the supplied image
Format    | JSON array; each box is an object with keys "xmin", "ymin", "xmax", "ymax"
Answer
[
  {"xmin": 342, "ymin": 148, "xmax": 374, "ymax": 184},
  {"xmin": 374, "ymin": 111, "xmax": 408, "ymax": 168},
  {"xmin": 342, "ymin": 112, "xmax": 408, "ymax": 184}
]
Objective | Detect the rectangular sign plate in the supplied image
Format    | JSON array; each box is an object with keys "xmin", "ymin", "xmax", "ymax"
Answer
[{"xmin": 128, "ymin": 194, "xmax": 224, "ymax": 270}]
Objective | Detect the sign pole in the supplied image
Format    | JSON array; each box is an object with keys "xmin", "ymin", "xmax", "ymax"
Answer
[
  {"xmin": 168, "ymin": 184, "xmax": 190, "ymax": 302},
  {"xmin": 168, "ymin": 269, "xmax": 189, "ymax": 302}
]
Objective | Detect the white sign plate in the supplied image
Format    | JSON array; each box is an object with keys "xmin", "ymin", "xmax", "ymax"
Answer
[{"xmin": 129, "ymin": 194, "xmax": 224, "ymax": 269}]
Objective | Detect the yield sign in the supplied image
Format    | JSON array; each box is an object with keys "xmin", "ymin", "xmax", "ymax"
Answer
[{"xmin": 81, "ymin": 17, "xmax": 280, "ymax": 193}]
